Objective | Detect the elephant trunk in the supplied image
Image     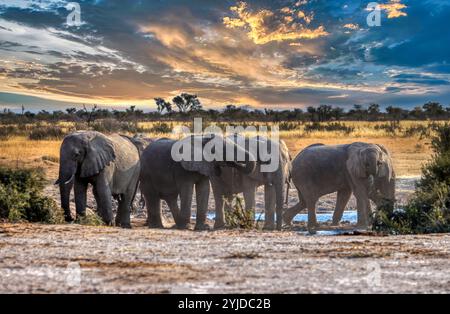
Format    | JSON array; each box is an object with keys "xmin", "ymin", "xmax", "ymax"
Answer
[{"xmin": 56, "ymin": 157, "xmax": 78, "ymax": 222}]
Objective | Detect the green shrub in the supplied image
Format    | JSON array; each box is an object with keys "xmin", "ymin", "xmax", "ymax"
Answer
[
  {"xmin": 0, "ymin": 167, "xmax": 63, "ymax": 223},
  {"xmin": 29, "ymin": 126, "xmax": 66, "ymax": 140},
  {"xmin": 374, "ymin": 124, "xmax": 450, "ymax": 234}
]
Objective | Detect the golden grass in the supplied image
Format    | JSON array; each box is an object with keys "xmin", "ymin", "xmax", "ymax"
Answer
[
  {"xmin": 0, "ymin": 135, "xmax": 432, "ymax": 178},
  {"xmin": 1, "ymin": 120, "xmax": 442, "ymax": 177}
]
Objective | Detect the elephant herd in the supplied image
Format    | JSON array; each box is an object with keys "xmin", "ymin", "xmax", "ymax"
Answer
[{"xmin": 56, "ymin": 130, "xmax": 396, "ymax": 233}]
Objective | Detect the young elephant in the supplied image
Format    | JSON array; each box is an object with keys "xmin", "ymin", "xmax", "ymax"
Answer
[
  {"xmin": 283, "ymin": 142, "xmax": 395, "ymax": 232},
  {"xmin": 210, "ymin": 135, "xmax": 292, "ymax": 230},
  {"xmin": 139, "ymin": 134, "xmax": 256, "ymax": 231},
  {"xmin": 56, "ymin": 131, "xmax": 141, "ymax": 228}
]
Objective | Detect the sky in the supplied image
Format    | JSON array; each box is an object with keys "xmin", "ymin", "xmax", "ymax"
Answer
[{"xmin": 0, "ymin": 0, "xmax": 449, "ymax": 111}]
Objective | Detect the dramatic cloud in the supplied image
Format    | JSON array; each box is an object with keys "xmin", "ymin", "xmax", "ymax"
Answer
[
  {"xmin": 223, "ymin": 1, "xmax": 328, "ymax": 45},
  {"xmin": 0, "ymin": 0, "xmax": 449, "ymax": 111}
]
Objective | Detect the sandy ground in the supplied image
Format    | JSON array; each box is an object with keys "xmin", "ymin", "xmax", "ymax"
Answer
[
  {"xmin": 1, "ymin": 223, "xmax": 449, "ymax": 293},
  {"xmin": 1, "ymin": 176, "xmax": 450, "ymax": 293}
]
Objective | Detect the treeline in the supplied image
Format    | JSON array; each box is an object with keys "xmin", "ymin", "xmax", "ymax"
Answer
[{"xmin": 1, "ymin": 93, "xmax": 450, "ymax": 124}]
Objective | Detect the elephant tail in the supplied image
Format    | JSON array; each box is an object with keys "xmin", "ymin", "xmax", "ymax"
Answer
[{"xmin": 285, "ymin": 178, "xmax": 291, "ymax": 205}]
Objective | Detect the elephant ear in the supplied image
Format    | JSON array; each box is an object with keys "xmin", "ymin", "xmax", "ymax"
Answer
[
  {"xmin": 180, "ymin": 135, "xmax": 217, "ymax": 177},
  {"xmin": 347, "ymin": 144, "xmax": 367, "ymax": 178},
  {"xmin": 376, "ymin": 144, "xmax": 394, "ymax": 180},
  {"xmin": 80, "ymin": 133, "xmax": 116, "ymax": 178}
]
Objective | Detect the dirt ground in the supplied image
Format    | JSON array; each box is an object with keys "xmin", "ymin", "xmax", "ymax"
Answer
[
  {"xmin": 1, "ymin": 175, "xmax": 450, "ymax": 293},
  {"xmin": 1, "ymin": 222, "xmax": 449, "ymax": 293}
]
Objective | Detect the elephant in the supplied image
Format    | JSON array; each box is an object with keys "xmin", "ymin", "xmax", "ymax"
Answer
[
  {"xmin": 210, "ymin": 135, "xmax": 292, "ymax": 230},
  {"xmin": 282, "ymin": 142, "xmax": 395, "ymax": 232},
  {"xmin": 56, "ymin": 131, "xmax": 142, "ymax": 228},
  {"xmin": 139, "ymin": 134, "xmax": 256, "ymax": 231}
]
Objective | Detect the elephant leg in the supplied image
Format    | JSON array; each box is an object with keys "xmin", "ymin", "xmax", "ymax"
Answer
[
  {"xmin": 282, "ymin": 190, "xmax": 306, "ymax": 225},
  {"xmin": 178, "ymin": 184, "xmax": 194, "ymax": 229},
  {"xmin": 165, "ymin": 197, "xmax": 180, "ymax": 227},
  {"xmin": 353, "ymin": 185, "xmax": 371, "ymax": 228},
  {"xmin": 60, "ymin": 180, "xmax": 74, "ymax": 222},
  {"xmin": 307, "ymin": 199, "xmax": 319, "ymax": 234},
  {"xmin": 213, "ymin": 190, "xmax": 225, "ymax": 230},
  {"xmin": 145, "ymin": 195, "xmax": 163, "ymax": 229},
  {"xmin": 243, "ymin": 185, "xmax": 256, "ymax": 220},
  {"xmin": 263, "ymin": 185, "xmax": 276, "ymax": 231},
  {"xmin": 74, "ymin": 179, "xmax": 88, "ymax": 219},
  {"xmin": 93, "ymin": 179, "xmax": 113, "ymax": 226},
  {"xmin": 194, "ymin": 179, "xmax": 211, "ymax": 231},
  {"xmin": 115, "ymin": 190, "xmax": 133, "ymax": 229},
  {"xmin": 332, "ymin": 188, "xmax": 352, "ymax": 226}
]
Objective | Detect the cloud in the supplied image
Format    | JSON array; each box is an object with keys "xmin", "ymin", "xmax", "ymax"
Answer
[
  {"xmin": 379, "ymin": 0, "xmax": 408, "ymax": 19},
  {"xmin": 223, "ymin": 1, "xmax": 328, "ymax": 45}
]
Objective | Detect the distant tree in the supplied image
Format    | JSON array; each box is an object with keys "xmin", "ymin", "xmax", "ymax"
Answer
[
  {"xmin": 368, "ymin": 104, "xmax": 380, "ymax": 120},
  {"xmin": 306, "ymin": 106, "xmax": 317, "ymax": 122},
  {"xmin": 386, "ymin": 106, "xmax": 406, "ymax": 125},
  {"xmin": 317, "ymin": 105, "xmax": 333, "ymax": 122},
  {"xmin": 410, "ymin": 106, "xmax": 424, "ymax": 120},
  {"xmin": 423, "ymin": 102, "xmax": 444, "ymax": 119},
  {"xmin": 66, "ymin": 108, "xmax": 77, "ymax": 115},
  {"xmin": 154, "ymin": 98, "xmax": 172, "ymax": 114},
  {"xmin": 331, "ymin": 107, "xmax": 344, "ymax": 121},
  {"xmin": 172, "ymin": 93, "xmax": 202, "ymax": 113}
]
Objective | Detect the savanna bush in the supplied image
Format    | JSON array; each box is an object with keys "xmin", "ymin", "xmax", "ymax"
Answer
[
  {"xmin": 0, "ymin": 167, "xmax": 64, "ymax": 223},
  {"xmin": 373, "ymin": 124, "xmax": 450, "ymax": 234},
  {"xmin": 304, "ymin": 122, "xmax": 354, "ymax": 134},
  {"xmin": 28, "ymin": 126, "xmax": 66, "ymax": 140}
]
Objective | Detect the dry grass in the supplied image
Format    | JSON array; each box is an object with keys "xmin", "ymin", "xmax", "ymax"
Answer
[{"xmin": 0, "ymin": 121, "xmax": 438, "ymax": 177}]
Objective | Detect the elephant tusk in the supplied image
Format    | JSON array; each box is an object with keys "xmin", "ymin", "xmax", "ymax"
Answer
[{"xmin": 64, "ymin": 174, "xmax": 75, "ymax": 185}]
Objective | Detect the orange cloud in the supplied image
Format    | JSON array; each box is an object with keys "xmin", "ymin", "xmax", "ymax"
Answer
[
  {"xmin": 223, "ymin": 1, "xmax": 328, "ymax": 45},
  {"xmin": 380, "ymin": 0, "xmax": 407, "ymax": 19}
]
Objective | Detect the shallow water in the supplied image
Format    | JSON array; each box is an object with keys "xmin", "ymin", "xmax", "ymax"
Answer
[{"xmin": 200, "ymin": 211, "xmax": 358, "ymax": 224}]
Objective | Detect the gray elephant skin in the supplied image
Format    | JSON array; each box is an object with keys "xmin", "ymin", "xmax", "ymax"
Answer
[
  {"xmin": 210, "ymin": 135, "xmax": 291, "ymax": 230},
  {"xmin": 139, "ymin": 135, "xmax": 256, "ymax": 231},
  {"xmin": 56, "ymin": 131, "xmax": 142, "ymax": 228},
  {"xmin": 283, "ymin": 142, "xmax": 395, "ymax": 232}
]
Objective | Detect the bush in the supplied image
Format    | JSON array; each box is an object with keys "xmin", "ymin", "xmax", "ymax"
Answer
[
  {"xmin": 374, "ymin": 124, "xmax": 450, "ymax": 234},
  {"xmin": 304, "ymin": 122, "xmax": 354, "ymax": 134},
  {"xmin": 0, "ymin": 167, "xmax": 64, "ymax": 223},
  {"xmin": 149, "ymin": 122, "xmax": 172, "ymax": 134},
  {"xmin": 29, "ymin": 126, "xmax": 66, "ymax": 140},
  {"xmin": 224, "ymin": 196, "xmax": 255, "ymax": 229},
  {"xmin": 0, "ymin": 126, "xmax": 17, "ymax": 141},
  {"xmin": 278, "ymin": 122, "xmax": 300, "ymax": 131}
]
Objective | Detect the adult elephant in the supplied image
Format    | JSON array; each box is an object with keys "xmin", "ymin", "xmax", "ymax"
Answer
[
  {"xmin": 139, "ymin": 134, "xmax": 256, "ymax": 231},
  {"xmin": 210, "ymin": 135, "xmax": 291, "ymax": 230},
  {"xmin": 283, "ymin": 142, "xmax": 395, "ymax": 232},
  {"xmin": 56, "ymin": 131, "xmax": 142, "ymax": 228}
]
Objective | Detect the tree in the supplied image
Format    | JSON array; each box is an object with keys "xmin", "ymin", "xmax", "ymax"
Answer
[
  {"xmin": 172, "ymin": 93, "xmax": 202, "ymax": 113},
  {"xmin": 423, "ymin": 102, "xmax": 444, "ymax": 119},
  {"xmin": 368, "ymin": 104, "xmax": 380, "ymax": 120},
  {"xmin": 306, "ymin": 106, "xmax": 317, "ymax": 122},
  {"xmin": 317, "ymin": 105, "xmax": 333, "ymax": 122},
  {"xmin": 154, "ymin": 98, "xmax": 172, "ymax": 114},
  {"xmin": 331, "ymin": 107, "xmax": 344, "ymax": 121}
]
